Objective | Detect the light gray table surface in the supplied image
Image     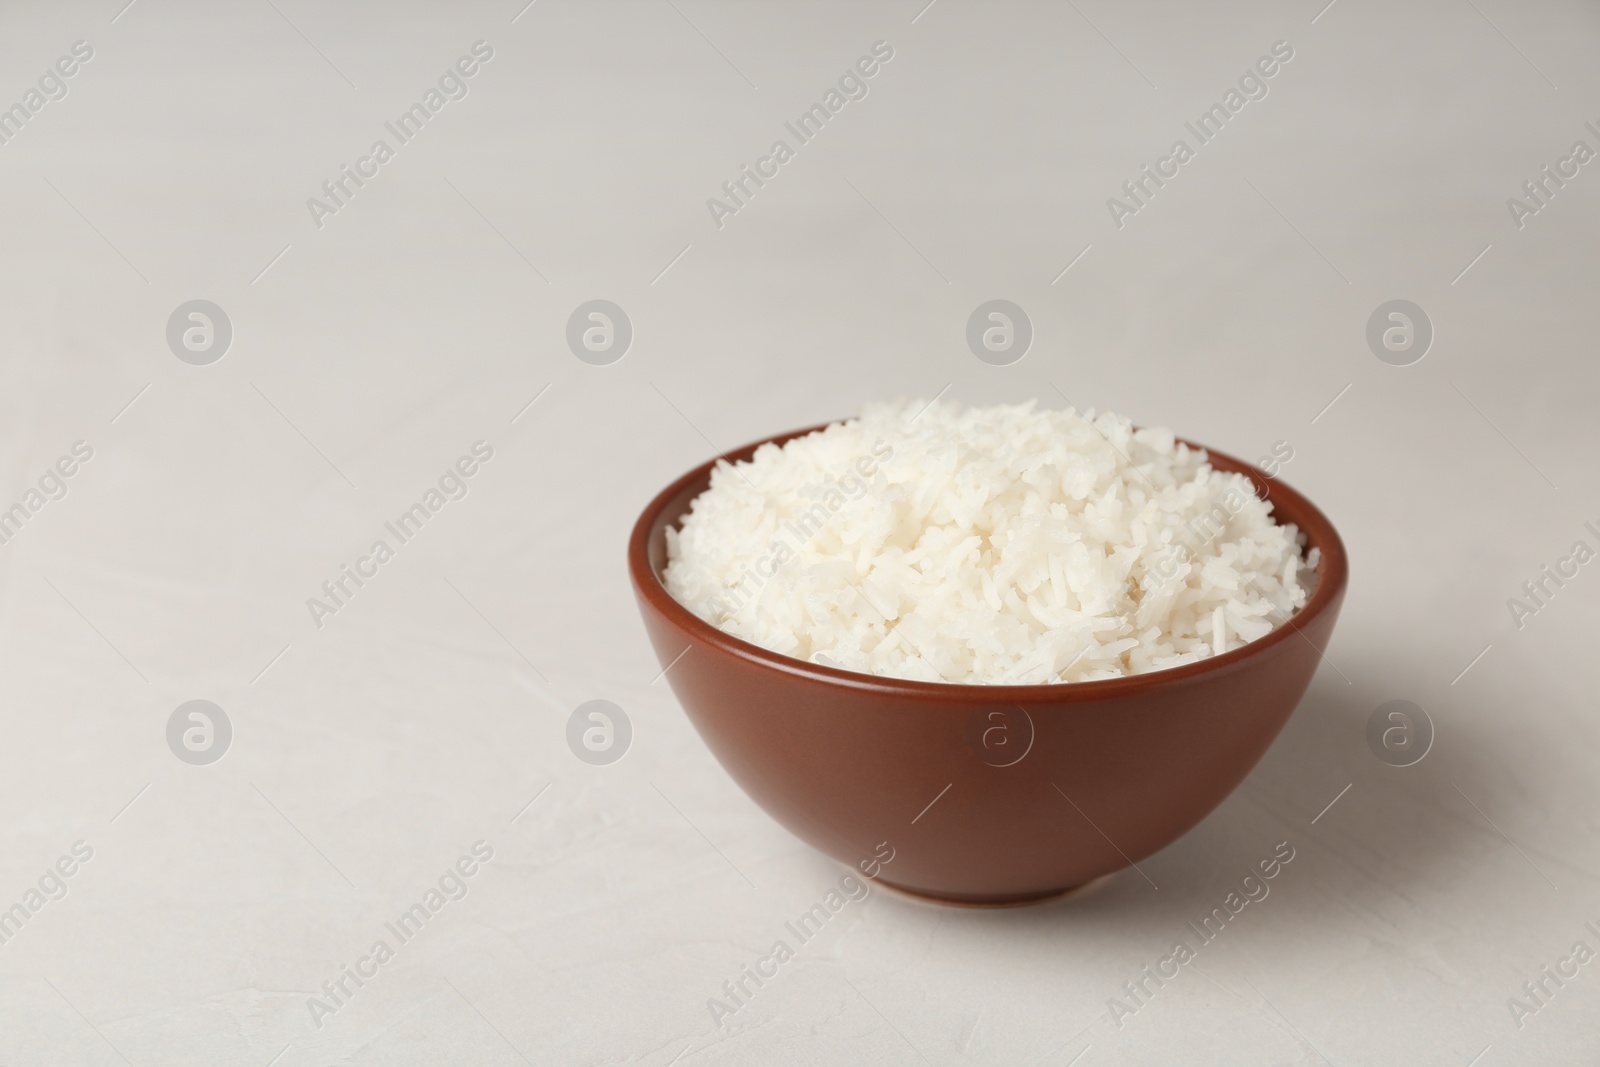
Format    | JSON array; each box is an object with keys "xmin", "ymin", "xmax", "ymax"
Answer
[{"xmin": 1, "ymin": 1, "xmax": 1597, "ymax": 1063}]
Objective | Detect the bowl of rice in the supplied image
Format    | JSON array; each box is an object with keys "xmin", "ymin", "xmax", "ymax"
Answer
[{"xmin": 629, "ymin": 400, "xmax": 1347, "ymax": 905}]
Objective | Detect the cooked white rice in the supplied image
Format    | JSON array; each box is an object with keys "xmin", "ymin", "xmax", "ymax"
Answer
[{"xmin": 663, "ymin": 399, "xmax": 1317, "ymax": 685}]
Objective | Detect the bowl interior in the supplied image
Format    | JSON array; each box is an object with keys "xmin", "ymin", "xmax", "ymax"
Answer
[{"xmin": 634, "ymin": 421, "xmax": 1348, "ymax": 700}]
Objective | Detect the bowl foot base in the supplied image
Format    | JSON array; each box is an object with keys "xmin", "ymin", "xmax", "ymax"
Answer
[{"xmin": 871, "ymin": 873, "xmax": 1114, "ymax": 908}]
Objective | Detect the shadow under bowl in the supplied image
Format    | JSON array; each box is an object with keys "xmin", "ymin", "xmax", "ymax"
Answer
[{"xmin": 629, "ymin": 424, "xmax": 1348, "ymax": 905}]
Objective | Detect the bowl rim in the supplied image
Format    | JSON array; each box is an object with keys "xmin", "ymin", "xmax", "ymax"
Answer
[{"xmin": 629, "ymin": 419, "xmax": 1348, "ymax": 703}]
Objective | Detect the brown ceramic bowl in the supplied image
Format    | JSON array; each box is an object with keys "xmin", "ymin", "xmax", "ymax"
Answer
[{"xmin": 629, "ymin": 423, "xmax": 1348, "ymax": 906}]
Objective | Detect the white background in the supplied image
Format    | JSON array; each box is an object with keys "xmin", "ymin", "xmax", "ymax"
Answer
[{"xmin": 0, "ymin": 1, "xmax": 1597, "ymax": 1064}]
